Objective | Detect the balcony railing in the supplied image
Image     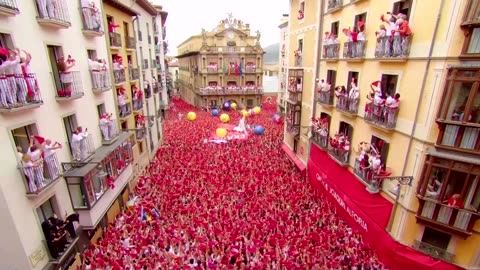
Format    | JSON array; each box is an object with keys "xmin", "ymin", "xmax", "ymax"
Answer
[
  {"xmin": 328, "ymin": 145, "xmax": 351, "ymax": 166},
  {"xmin": 90, "ymin": 70, "xmax": 111, "ymax": 92},
  {"xmin": 375, "ymin": 36, "xmax": 411, "ymax": 59},
  {"xmin": 80, "ymin": 7, "xmax": 103, "ymax": 35},
  {"xmin": 336, "ymin": 96, "xmax": 358, "ymax": 115},
  {"xmin": 327, "ymin": 0, "xmax": 343, "ymax": 10},
  {"xmin": 245, "ymin": 66, "xmax": 256, "ymax": 73},
  {"xmin": 413, "ymin": 240, "xmax": 455, "ymax": 263},
  {"xmin": 132, "ymin": 99, "xmax": 143, "ymax": 111},
  {"xmin": 323, "ymin": 44, "xmax": 340, "ymax": 59},
  {"xmin": 151, "ymin": 59, "xmax": 157, "ymax": 67},
  {"xmin": 110, "ymin": 32, "xmax": 121, "ymax": 47},
  {"xmin": 295, "ymin": 55, "xmax": 302, "ymax": 67},
  {"xmin": 364, "ymin": 103, "xmax": 399, "ymax": 130},
  {"xmin": 318, "ymin": 91, "xmax": 334, "ymax": 106},
  {"xmin": 417, "ymin": 198, "xmax": 480, "ymax": 237},
  {"xmin": 0, "ymin": 73, "xmax": 44, "ymax": 112},
  {"xmin": 145, "ymin": 86, "xmax": 152, "ymax": 99},
  {"xmin": 353, "ymin": 158, "xmax": 381, "ymax": 187},
  {"xmin": 343, "ymin": 41, "xmax": 366, "ymax": 59},
  {"xmin": 71, "ymin": 133, "xmax": 95, "ymax": 162},
  {"xmin": 311, "ymin": 130, "xmax": 328, "ymax": 149},
  {"xmin": 135, "ymin": 127, "xmax": 145, "ymax": 141},
  {"xmin": 99, "ymin": 119, "xmax": 119, "ymax": 144},
  {"xmin": 19, "ymin": 152, "xmax": 61, "ymax": 196},
  {"xmin": 288, "ymin": 92, "xmax": 302, "ymax": 104},
  {"xmin": 118, "ymin": 103, "xmax": 132, "ymax": 118},
  {"xmin": 126, "ymin": 36, "xmax": 136, "ymax": 49},
  {"xmin": 114, "ymin": 69, "xmax": 126, "ymax": 84},
  {"xmin": 0, "ymin": 0, "xmax": 19, "ymax": 16},
  {"xmin": 54, "ymin": 71, "xmax": 84, "ymax": 100},
  {"xmin": 34, "ymin": 0, "xmax": 71, "ymax": 28},
  {"xmin": 438, "ymin": 123, "xmax": 480, "ymax": 153},
  {"xmin": 129, "ymin": 68, "xmax": 139, "ymax": 81}
]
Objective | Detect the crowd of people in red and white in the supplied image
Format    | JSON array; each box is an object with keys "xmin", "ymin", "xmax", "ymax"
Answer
[
  {"xmin": 81, "ymin": 97, "xmax": 387, "ymax": 270},
  {"xmin": 200, "ymin": 82, "xmax": 263, "ymax": 95}
]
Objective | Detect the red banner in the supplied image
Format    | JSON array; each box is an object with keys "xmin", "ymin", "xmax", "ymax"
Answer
[
  {"xmin": 209, "ymin": 124, "xmax": 249, "ymax": 141},
  {"xmin": 308, "ymin": 144, "xmax": 464, "ymax": 270}
]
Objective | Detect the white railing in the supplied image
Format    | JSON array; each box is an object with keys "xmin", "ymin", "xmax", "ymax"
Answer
[
  {"xmin": 99, "ymin": 119, "xmax": 119, "ymax": 142},
  {"xmin": 0, "ymin": 73, "xmax": 43, "ymax": 109},
  {"xmin": 70, "ymin": 133, "xmax": 95, "ymax": 161},
  {"xmin": 90, "ymin": 70, "xmax": 111, "ymax": 91}
]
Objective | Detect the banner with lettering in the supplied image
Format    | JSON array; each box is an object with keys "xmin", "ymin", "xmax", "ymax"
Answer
[{"xmin": 307, "ymin": 144, "xmax": 463, "ymax": 270}]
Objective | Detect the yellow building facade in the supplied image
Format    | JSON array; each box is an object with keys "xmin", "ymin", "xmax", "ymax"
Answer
[
  {"xmin": 177, "ymin": 14, "xmax": 264, "ymax": 109},
  {"xmin": 286, "ymin": 0, "xmax": 480, "ymax": 269}
]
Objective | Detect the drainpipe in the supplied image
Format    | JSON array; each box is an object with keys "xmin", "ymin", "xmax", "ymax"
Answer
[
  {"xmin": 386, "ymin": 0, "xmax": 445, "ymax": 233},
  {"xmin": 307, "ymin": 0, "xmax": 325, "ymax": 161}
]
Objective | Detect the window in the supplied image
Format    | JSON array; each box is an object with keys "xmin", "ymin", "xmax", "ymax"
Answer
[
  {"xmin": 37, "ymin": 197, "xmax": 57, "ymax": 223},
  {"xmin": 298, "ymin": 39, "xmax": 303, "ymax": 52},
  {"xmin": 326, "ymin": 70, "xmax": 337, "ymax": 87},
  {"xmin": 370, "ymin": 136, "xmax": 389, "ymax": 164},
  {"xmin": 354, "ymin": 13, "xmax": 367, "ymax": 30},
  {"xmin": 47, "ymin": 45, "xmax": 64, "ymax": 91},
  {"xmin": 299, "ymin": 1, "xmax": 305, "ymax": 18},
  {"xmin": 12, "ymin": 124, "xmax": 39, "ymax": 156},
  {"xmin": 0, "ymin": 33, "xmax": 14, "ymax": 49},
  {"xmin": 330, "ymin": 21, "xmax": 339, "ymax": 37},
  {"xmin": 87, "ymin": 49, "xmax": 97, "ymax": 60},
  {"xmin": 123, "ymin": 22, "xmax": 129, "ymax": 37},
  {"xmin": 288, "ymin": 69, "xmax": 304, "ymax": 92},
  {"xmin": 320, "ymin": 112, "xmax": 331, "ymax": 133},
  {"xmin": 97, "ymin": 103, "xmax": 106, "ymax": 118},
  {"xmin": 463, "ymin": 0, "xmax": 480, "ymax": 24},
  {"xmin": 421, "ymin": 227, "xmax": 451, "ymax": 251},
  {"xmin": 380, "ymin": 74, "xmax": 399, "ymax": 97},
  {"xmin": 67, "ymin": 177, "xmax": 88, "ymax": 209},
  {"xmin": 63, "ymin": 114, "xmax": 78, "ymax": 155},
  {"xmin": 339, "ymin": 121, "xmax": 353, "ymax": 141},
  {"xmin": 467, "ymin": 28, "xmax": 480, "ymax": 54},
  {"xmin": 392, "ymin": 0, "xmax": 412, "ymax": 20},
  {"xmin": 347, "ymin": 71, "xmax": 359, "ymax": 89}
]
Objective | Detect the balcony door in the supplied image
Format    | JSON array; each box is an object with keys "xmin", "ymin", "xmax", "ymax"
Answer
[
  {"xmin": 47, "ymin": 45, "xmax": 63, "ymax": 92},
  {"xmin": 12, "ymin": 124, "xmax": 39, "ymax": 155},
  {"xmin": 63, "ymin": 114, "xmax": 78, "ymax": 155}
]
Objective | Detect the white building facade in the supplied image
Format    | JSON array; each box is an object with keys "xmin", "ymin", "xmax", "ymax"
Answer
[{"xmin": 277, "ymin": 16, "xmax": 289, "ymax": 112}]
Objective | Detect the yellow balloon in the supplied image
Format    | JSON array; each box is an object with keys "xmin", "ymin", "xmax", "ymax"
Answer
[
  {"xmin": 241, "ymin": 110, "xmax": 249, "ymax": 117},
  {"xmin": 187, "ymin": 112, "xmax": 196, "ymax": 121},
  {"xmin": 216, "ymin": 128, "xmax": 228, "ymax": 138},
  {"xmin": 231, "ymin": 103, "xmax": 237, "ymax": 110},
  {"xmin": 220, "ymin": 113, "xmax": 230, "ymax": 123},
  {"xmin": 253, "ymin": 106, "xmax": 261, "ymax": 115}
]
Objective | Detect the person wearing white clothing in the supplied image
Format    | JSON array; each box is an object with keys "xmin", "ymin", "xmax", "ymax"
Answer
[
  {"xmin": 0, "ymin": 59, "xmax": 14, "ymax": 108},
  {"xmin": 99, "ymin": 113, "xmax": 114, "ymax": 140},
  {"xmin": 71, "ymin": 130, "xmax": 83, "ymax": 161},
  {"xmin": 77, "ymin": 127, "xmax": 89, "ymax": 160},
  {"xmin": 233, "ymin": 116, "xmax": 247, "ymax": 134},
  {"xmin": 348, "ymin": 81, "xmax": 360, "ymax": 112},
  {"xmin": 43, "ymin": 139, "xmax": 61, "ymax": 179},
  {"xmin": 80, "ymin": 0, "xmax": 94, "ymax": 30},
  {"xmin": 88, "ymin": 58, "xmax": 103, "ymax": 89}
]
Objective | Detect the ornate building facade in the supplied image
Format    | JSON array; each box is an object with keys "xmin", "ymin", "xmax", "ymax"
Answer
[{"xmin": 177, "ymin": 14, "xmax": 264, "ymax": 109}]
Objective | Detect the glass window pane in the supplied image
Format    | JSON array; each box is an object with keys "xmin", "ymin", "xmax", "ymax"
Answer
[
  {"xmin": 446, "ymin": 82, "xmax": 473, "ymax": 121},
  {"xmin": 84, "ymin": 178, "xmax": 96, "ymax": 206},
  {"xmin": 92, "ymin": 176, "xmax": 105, "ymax": 200},
  {"xmin": 470, "ymin": 89, "xmax": 480, "ymax": 123},
  {"xmin": 69, "ymin": 184, "xmax": 87, "ymax": 208},
  {"xmin": 425, "ymin": 167, "xmax": 448, "ymax": 200},
  {"xmin": 468, "ymin": 28, "xmax": 480, "ymax": 54}
]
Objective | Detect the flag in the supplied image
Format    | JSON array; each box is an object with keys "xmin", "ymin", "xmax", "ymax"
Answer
[
  {"xmin": 227, "ymin": 63, "xmax": 231, "ymax": 75},
  {"xmin": 239, "ymin": 61, "xmax": 243, "ymax": 76},
  {"xmin": 234, "ymin": 61, "xmax": 239, "ymax": 75},
  {"xmin": 222, "ymin": 63, "xmax": 226, "ymax": 76}
]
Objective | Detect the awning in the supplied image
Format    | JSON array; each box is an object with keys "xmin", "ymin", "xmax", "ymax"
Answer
[
  {"xmin": 308, "ymin": 144, "xmax": 463, "ymax": 270},
  {"xmin": 281, "ymin": 143, "xmax": 306, "ymax": 174}
]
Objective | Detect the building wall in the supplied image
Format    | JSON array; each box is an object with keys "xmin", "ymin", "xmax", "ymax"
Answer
[
  {"xmin": 0, "ymin": 0, "xmax": 116, "ymax": 269},
  {"xmin": 278, "ymin": 20, "xmax": 289, "ymax": 112}
]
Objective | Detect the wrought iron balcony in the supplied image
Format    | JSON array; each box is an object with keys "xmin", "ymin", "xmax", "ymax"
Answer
[
  {"xmin": 126, "ymin": 36, "xmax": 136, "ymax": 49},
  {"xmin": 53, "ymin": 71, "xmax": 84, "ymax": 101},
  {"xmin": 0, "ymin": 73, "xmax": 43, "ymax": 113},
  {"xmin": 0, "ymin": 0, "xmax": 19, "ymax": 16},
  {"xmin": 162, "ymin": 26, "xmax": 166, "ymax": 40},
  {"xmin": 135, "ymin": 127, "xmax": 146, "ymax": 141},
  {"xmin": 151, "ymin": 59, "xmax": 157, "ymax": 67},
  {"xmin": 99, "ymin": 119, "xmax": 119, "ymax": 145},
  {"xmin": 110, "ymin": 32, "xmax": 121, "ymax": 47},
  {"xmin": 311, "ymin": 130, "xmax": 328, "ymax": 149},
  {"xmin": 323, "ymin": 44, "xmax": 340, "ymax": 59},
  {"xmin": 353, "ymin": 158, "xmax": 382, "ymax": 188},
  {"xmin": 90, "ymin": 70, "xmax": 112, "ymax": 93},
  {"xmin": 364, "ymin": 103, "xmax": 399, "ymax": 130},
  {"xmin": 416, "ymin": 197, "xmax": 480, "ymax": 238},
  {"xmin": 375, "ymin": 36, "xmax": 412, "ymax": 59},
  {"xmin": 336, "ymin": 96, "xmax": 358, "ymax": 116},
  {"xmin": 318, "ymin": 91, "xmax": 334, "ymax": 106},
  {"xmin": 129, "ymin": 68, "xmax": 139, "ymax": 81},
  {"xmin": 118, "ymin": 103, "xmax": 132, "ymax": 119},
  {"xmin": 155, "ymin": 45, "xmax": 160, "ymax": 54},
  {"xmin": 343, "ymin": 40, "xmax": 366, "ymax": 59},
  {"xmin": 114, "ymin": 69, "xmax": 126, "ymax": 84},
  {"xmin": 70, "ymin": 133, "xmax": 95, "ymax": 162},
  {"xmin": 80, "ymin": 7, "xmax": 103, "ymax": 36},
  {"xmin": 327, "ymin": 0, "xmax": 343, "ymax": 11},
  {"xmin": 132, "ymin": 99, "xmax": 143, "ymax": 111},
  {"xmin": 413, "ymin": 240, "xmax": 455, "ymax": 263},
  {"xmin": 19, "ymin": 152, "xmax": 61, "ymax": 197},
  {"xmin": 328, "ymin": 145, "xmax": 351, "ymax": 166},
  {"xmin": 34, "ymin": 0, "xmax": 71, "ymax": 28}
]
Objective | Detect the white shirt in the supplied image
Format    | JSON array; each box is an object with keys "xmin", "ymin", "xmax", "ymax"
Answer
[
  {"xmin": 372, "ymin": 157, "xmax": 382, "ymax": 170},
  {"xmin": 321, "ymin": 83, "xmax": 331, "ymax": 92},
  {"xmin": 117, "ymin": 94, "xmax": 126, "ymax": 105},
  {"xmin": 80, "ymin": 0, "xmax": 91, "ymax": 8},
  {"xmin": 374, "ymin": 94, "xmax": 384, "ymax": 105},
  {"xmin": 99, "ymin": 118, "xmax": 111, "ymax": 126},
  {"xmin": 88, "ymin": 59, "xmax": 102, "ymax": 71},
  {"xmin": 3, "ymin": 59, "xmax": 16, "ymax": 74},
  {"xmin": 349, "ymin": 89, "xmax": 359, "ymax": 100},
  {"xmin": 385, "ymin": 96, "xmax": 395, "ymax": 106},
  {"xmin": 72, "ymin": 133, "xmax": 83, "ymax": 143},
  {"xmin": 43, "ymin": 144, "xmax": 55, "ymax": 157},
  {"xmin": 113, "ymin": 62, "xmax": 124, "ymax": 71},
  {"xmin": 27, "ymin": 149, "xmax": 42, "ymax": 162}
]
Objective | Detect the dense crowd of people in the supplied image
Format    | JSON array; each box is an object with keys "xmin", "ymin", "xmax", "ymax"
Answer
[{"xmin": 81, "ymin": 97, "xmax": 387, "ymax": 269}]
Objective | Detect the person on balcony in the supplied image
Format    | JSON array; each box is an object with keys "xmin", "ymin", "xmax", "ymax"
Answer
[
  {"xmin": 385, "ymin": 93, "xmax": 400, "ymax": 126},
  {"xmin": 43, "ymin": 139, "xmax": 61, "ymax": 179},
  {"xmin": 356, "ymin": 21, "xmax": 366, "ymax": 56},
  {"xmin": 394, "ymin": 18, "xmax": 412, "ymax": 57},
  {"xmin": 108, "ymin": 19, "xmax": 120, "ymax": 45},
  {"xmin": 99, "ymin": 113, "xmax": 114, "ymax": 140},
  {"xmin": 0, "ymin": 48, "xmax": 15, "ymax": 108},
  {"xmin": 77, "ymin": 127, "xmax": 89, "ymax": 160},
  {"xmin": 8, "ymin": 49, "xmax": 28, "ymax": 105},
  {"xmin": 447, "ymin": 194, "xmax": 464, "ymax": 209},
  {"xmin": 380, "ymin": 13, "xmax": 398, "ymax": 57},
  {"xmin": 80, "ymin": 0, "xmax": 94, "ymax": 30},
  {"xmin": 41, "ymin": 218, "xmax": 67, "ymax": 259},
  {"xmin": 334, "ymin": 85, "xmax": 347, "ymax": 109},
  {"xmin": 117, "ymin": 88, "xmax": 127, "ymax": 117},
  {"xmin": 375, "ymin": 25, "xmax": 387, "ymax": 57},
  {"xmin": 36, "ymin": 0, "xmax": 56, "ymax": 20},
  {"xmin": 4, "ymin": 50, "xmax": 20, "ymax": 106},
  {"xmin": 348, "ymin": 80, "xmax": 360, "ymax": 112},
  {"xmin": 88, "ymin": 57, "xmax": 103, "ymax": 89},
  {"xmin": 113, "ymin": 56, "xmax": 125, "ymax": 82},
  {"xmin": 20, "ymin": 50, "xmax": 40, "ymax": 103},
  {"xmin": 57, "ymin": 55, "xmax": 75, "ymax": 97},
  {"xmin": 21, "ymin": 154, "xmax": 43, "ymax": 193}
]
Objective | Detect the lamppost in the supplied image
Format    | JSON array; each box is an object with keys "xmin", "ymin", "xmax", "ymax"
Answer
[{"xmin": 372, "ymin": 175, "xmax": 414, "ymax": 232}]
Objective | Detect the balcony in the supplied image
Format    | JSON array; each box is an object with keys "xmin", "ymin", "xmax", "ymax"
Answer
[
  {"xmin": 336, "ymin": 96, "xmax": 358, "ymax": 117},
  {"xmin": 143, "ymin": 59, "xmax": 149, "ymax": 69},
  {"xmin": 155, "ymin": 45, "xmax": 160, "ymax": 54},
  {"xmin": 114, "ymin": 69, "xmax": 126, "ymax": 84},
  {"xmin": 206, "ymin": 66, "xmax": 219, "ymax": 73},
  {"xmin": 375, "ymin": 36, "xmax": 411, "ymax": 61},
  {"xmin": 34, "ymin": 0, "xmax": 71, "ymax": 29},
  {"xmin": 129, "ymin": 68, "xmax": 139, "ymax": 81},
  {"xmin": 0, "ymin": 73, "xmax": 44, "ymax": 113},
  {"xmin": 151, "ymin": 59, "xmax": 157, "ymax": 67},
  {"xmin": 311, "ymin": 130, "xmax": 328, "ymax": 150},
  {"xmin": 364, "ymin": 103, "xmax": 398, "ymax": 131},
  {"xmin": 54, "ymin": 71, "xmax": 84, "ymax": 101},
  {"xmin": 110, "ymin": 32, "xmax": 122, "ymax": 48},
  {"xmin": 126, "ymin": 36, "xmax": 136, "ymax": 50},
  {"xmin": 323, "ymin": 44, "xmax": 340, "ymax": 60},
  {"xmin": 245, "ymin": 66, "xmax": 256, "ymax": 74},
  {"xmin": 287, "ymin": 92, "xmax": 302, "ymax": 104},
  {"xmin": 318, "ymin": 91, "xmax": 334, "ymax": 107},
  {"xmin": 0, "ymin": 0, "xmax": 19, "ymax": 16},
  {"xmin": 295, "ymin": 54, "xmax": 302, "ymax": 67},
  {"xmin": 118, "ymin": 103, "xmax": 132, "ymax": 119},
  {"xmin": 90, "ymin": 70, "xmax": 112, "ymax": 93},
  {"xmin": 132, "ymin": 99, "xmax": 143, "ymax": 112},
  {"xmin": 343, "ymin": 41, "xmax": 366, "ymax": 60},
  {"xmin": 153, "ymin": 83, "xmax": 160, "ymax": 94},
  {"xmin": 416, "ymin": 197, "xmax": 480, "ymax": 238},
  {"xmin": 353, "ymin": 158, "xmax": 383, "ymax": 192},
  {"xmin": 135, "ymin": 127, "xmax": 145, "ymax": 141},
  {"xmin": 70, "ymin": 133, "xmax": 95, "ymax": 162},
  {"xmin": 148, "ymin": 35, "xmax": 152, "ymax": 44},
  {"xmin": 286, "ymin": 122, "xmax": 300, "ymax": 136},
  {"xmin": 19, "ymin": 152, "xmax": 61, "ymax": 198},
  {"xmin": 99, "ymin": 120, "xmax": 119, "ymax": 145},
  {"xmin": 327, "ymin": 0, "xmax": 343, "ymax": 12},
  {"xmin": 80, "ymin": 7, "xmax": 103, "ymax": 37},
  {"xmin": 413, "ymin": 240, "xmax": 455, "ymax": 263},
  {"xmin": 145, "ymin": 86, "xmax": 152, "ymax": 99},
  {"xmin": 436, "ymin": 122, "xmax": 480, "ymax": 154},
  {"xmin": 328, "ymin": 145, "xmax": 350, "ymax": 166}
]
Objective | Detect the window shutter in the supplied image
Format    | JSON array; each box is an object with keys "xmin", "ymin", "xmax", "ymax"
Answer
[
  {"xmin": 347, "ymin": 72, "xmax": 353, "ymax": 87},
  {"xmin": 381, "ymin": 74, "xmax": 388, "ymax": 97},
  {"xmin": 327, "ymin": 70, "xmax": 332, "ymax": 83},
  {"xmin": 390, "ymin": 75, "xmax": 399, "ymax": 96},
  {"xmin": 380, "ymin": 141, "xmax": 390, "ymax": 164},
  {"xmin": 392, "ymin": 2, "xmax": 401, "ymax": 15},
  {"xmin": 332, "ymin": 70, "xmax": 337, "ymax": 87},
  {"xmin": 347, "ymin": 124, "xmax": 354, "ymax": 141}
]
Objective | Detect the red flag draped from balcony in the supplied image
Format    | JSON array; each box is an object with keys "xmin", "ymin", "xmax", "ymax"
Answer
[{"xmin": 234, "ymin": 61, "xmax": 239, "ymax": 75}]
